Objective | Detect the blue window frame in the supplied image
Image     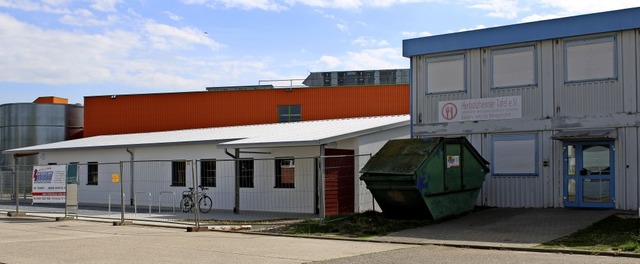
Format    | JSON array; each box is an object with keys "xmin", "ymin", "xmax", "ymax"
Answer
[{"xmin": 491, "ymin": 134, "xmax": 538, "ymax": 176}]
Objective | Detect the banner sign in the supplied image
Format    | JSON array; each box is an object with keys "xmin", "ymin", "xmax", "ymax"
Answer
[
  {"xmin": 32, "ymin": 165, "xmax": 67, "ymax": 204},
  {"xmin": 438, "ymin": 95, "xmax": 522, "ymax": 123}
]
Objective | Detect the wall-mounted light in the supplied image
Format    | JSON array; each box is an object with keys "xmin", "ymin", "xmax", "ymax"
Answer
[{"xmin": 110, "ymin": 95, "xmax": 117, "ymax": 99}]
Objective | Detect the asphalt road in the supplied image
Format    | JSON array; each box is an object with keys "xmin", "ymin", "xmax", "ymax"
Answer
[{"xmin": 0, "ymin": 215, "xmax": 637, "ymax": 264}]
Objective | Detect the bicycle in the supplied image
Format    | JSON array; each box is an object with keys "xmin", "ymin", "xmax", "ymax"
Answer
[{"xmin": 180, "ymin": 185, "xmax": 212, "ymax": 213}]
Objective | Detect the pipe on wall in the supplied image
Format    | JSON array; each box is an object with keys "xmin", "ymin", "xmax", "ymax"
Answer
[{"xmin": 126, "ymin": 148, "xmax": 134, "ymax": 206}]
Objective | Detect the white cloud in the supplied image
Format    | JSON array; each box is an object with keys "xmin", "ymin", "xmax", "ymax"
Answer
[
  {"xmin": 60, "ymin": 9, "xmax": 119, "ymax": 26},
  {"xmin": 0, "ymin": 13, "xmax": 140, "ymax": 84},
  {"xmin": 534, "ymin": 0, "xmax": 640, "ymax": 15},
  {"xmin": 519, "ymin": 0, "xmax": 640, "ymax": 22},
  {"xmin": 343, "ymin": 47, "xmax": 406, "ymax": 70},
  {"xmin": 465, "ymin": 0, "xmax": 525, "ymax": 19},
  {"xmin": 182, "ymin": 0, "xmax": 287, "ymax": 11},
  {"xmin": 0, "ymin": 0, "xmax": 72, "ymax": 14},
  {"xmin": 312, "ymin": 55, "xmax": 342, "ymax": 70},
  {"xmin": 0, "ymin": 13, "xmax": 254, "ymax": 89},
  {"xmin": 463, "ymin": 0, "xmax": 640, "ymax": 22},
  {"xmin": 401, "ymin": 31, "xmax": 432, "ymax": 38},
  {"xmin": 453, "ymin": 24, "xmax": 487, "ymax": 32},
  {"xmin": 352, "ymin": 36, "xmax": 389, "ymax": 47},
  {"xmin": 519, "ymin": 13, "xmax": 563, "ymax": 23},
  {"xmin": 285, "ymin": 0, "xmax": 430, "ymax": 9},
  {"xmin": 90, "ymin": 0, "xmax": 122, "ymax": 12},
  {"xmin": 336, "ymin": 23, "xmax": 348, "ymax": 32},
  {"xmin": 164, "ymin": 11, "xmax": 183, "ymax": 21},
  {"xmin": 143, "ymin": 21, "xmax": 224, "ymax": 51}
]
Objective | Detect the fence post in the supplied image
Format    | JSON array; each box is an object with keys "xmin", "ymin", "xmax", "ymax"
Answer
[
  {"xmin": 190, "ymin": 160, "xmax": 200, "ymax": 228},
  {"xmin": 13, "ymin": 156, "xmax": 20, "ymax": 214}
]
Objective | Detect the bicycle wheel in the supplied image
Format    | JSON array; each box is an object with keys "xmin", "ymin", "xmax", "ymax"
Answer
[
  {"xmin": 199, "ymin": 196, "xmax": 212, "ymax": 213},
  {"xmin": 180, "ymin": 196, "xmax": 193, "ymax": 213}
]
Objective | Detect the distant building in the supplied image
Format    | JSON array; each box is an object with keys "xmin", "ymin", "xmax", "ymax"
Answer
[
  {"xmin": 83, "ymin": 69, "xmax": 409, "ymax": 137},
  {"xmin": 403, "ymin": 7, "xmax": 640, "ymax": 210},
  {"xmin": 0, "ymin": 97, "xmax": 83, "ymax": 195}
]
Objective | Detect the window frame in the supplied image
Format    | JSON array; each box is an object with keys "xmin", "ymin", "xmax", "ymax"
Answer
[
  {"xmin": 171, "ymin": 160, "xmax": 186, "ymax": 187},
  {"xmin": 491, "ymin": 134, "xmax": 539, "ymax": 177},
  {"xmin": 200, "ymin": 159, "xmax": 216, "ymax": 187},
  {"xmin": 87, "ymin": 162, "xmax": 98, "ymax": 185},
  {"xmin": 275, "ymin": 157, "xmax": 295, "ymax": 189},
  {"xmin": 278, "ymin": 105, "xmax": 302, "ymax": 123},
  {"xmin": 426, "ymin": 53, "xmax": 466, "ymax": 94},
  {"xmin": 239, "ymin": 159, "xmax": 254, "ymax": 188},
  {"xmin": 564, "ymin": 35, "xmax": 617, "ymax": 83},
  {"xmin": 490, "ymin": 45, "xmax": 537, "ymax": 89}
]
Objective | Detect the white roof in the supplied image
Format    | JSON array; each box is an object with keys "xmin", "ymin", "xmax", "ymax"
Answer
[{"xmin": 3, "ymin": 115, "xmax": 409, "ymax": 154}]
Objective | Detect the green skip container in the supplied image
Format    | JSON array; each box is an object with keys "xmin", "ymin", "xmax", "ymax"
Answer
[{"xmin": 360, "ymin": 137, "xmax": 490, "ymax": 220}]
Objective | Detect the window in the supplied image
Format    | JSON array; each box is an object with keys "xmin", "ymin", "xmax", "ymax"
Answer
[
  {"xmin": 355, "ymin": 71, "xmax": 374, "ymax": 85},
  {"xmin": 491, "ymin": 134, "xmax": 538, "ymax": 176},
  {"xmin": 426, "ymin": 54, "xmax": 465, "ymax": 94},
  {"xmin": 322, "ymin": 72, "xmax": 332, "ymax": 86},
  {"xmin": 379, "ymin": 70, "xmax": 397, "ymax": 84},
  {"xmin": 275, "ymin": 158, "xmax": 295, "ymax": 188},
  {"xmin": 278, "ymin": 105, "xmax": 301, "ymax": 123},
  {"xmin": 337, "ymin": 71, "xmax": 355, "ymax": 86},
  {"xmin": 491, "ymin": 46, "xmax": 536, "ymax": 88},
  {"xmin": 201, "ymin": 160, "xmax": 216, "ymax": 187},
  {"xmin": 564, "ymin": 36, "xmax": 616, "ymax": 82},
  {"xmin": 171, "ymin": 161, "xmax": 186, "ymax": 187},
  {"xmin": 87, "ymin": 162, "xmax": 98, "ymax": 185},
  {"xmin": 239, "ymin": 159, "xmax": 254, "ymax": 188}
]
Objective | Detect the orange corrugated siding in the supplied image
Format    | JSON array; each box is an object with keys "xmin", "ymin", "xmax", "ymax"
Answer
[
  {"xmin": 33, "ymin": 96, "xmax": 69, "ymax": 104},
  {"xmin": 84, "ymin": 84, "xmax": 409, "ymax": 137}
]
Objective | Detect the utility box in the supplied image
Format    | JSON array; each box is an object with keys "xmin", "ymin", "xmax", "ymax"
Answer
[{"xmin": 360, "ymin": 137, "xmax": 489, "ymax": 220}]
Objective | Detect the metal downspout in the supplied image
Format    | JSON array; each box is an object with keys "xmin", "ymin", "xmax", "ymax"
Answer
[
  {"xmin": 409, "ymin": 60, "xmax": 414, "ymax": 138},
  {"xmin": 126, "ymin": 148, "xmax": 134, "ymax": 206},
  {"xmin": 319, "ymin": 144, "xmax": 326, "ymax": 218},
  {"xmin": 225, "ymin": 148, "xmax": 241, "ymax": 214}
]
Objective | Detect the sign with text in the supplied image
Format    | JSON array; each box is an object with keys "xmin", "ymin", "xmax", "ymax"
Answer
[
  {"xmin": 438, "ymin": 96, "xmax": 522, "ymax": 123},
  {"xmin": 32, "ymin": 165, "xmax": 67, "ymax": 204}
]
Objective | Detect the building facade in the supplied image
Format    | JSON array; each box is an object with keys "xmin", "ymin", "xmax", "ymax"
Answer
[
  {"xmin": 5, "ymin": 115, "xmax": 409, "ymax": 216},
  {"xmin": 84, "ymin": 69, "xmax": 409, "ymax": 137},
  {"xmin": 403, "ymin": 8, "xmax": 640, "ymax": 210}
]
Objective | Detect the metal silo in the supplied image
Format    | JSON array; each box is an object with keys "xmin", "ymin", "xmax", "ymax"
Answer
[{"xmin": 0, "ymin": 99, "xmax": 83, "ymax": 198}]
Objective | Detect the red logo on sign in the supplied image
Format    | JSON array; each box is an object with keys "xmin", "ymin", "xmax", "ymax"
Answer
[{"xmin": 441, "ymin": 103, "xmax": 458, "ymax": 121}]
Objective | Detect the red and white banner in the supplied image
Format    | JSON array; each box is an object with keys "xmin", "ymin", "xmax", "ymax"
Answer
[{"xmin": 32, "ymin": 165, "xmax": 67, "ymax": 203}]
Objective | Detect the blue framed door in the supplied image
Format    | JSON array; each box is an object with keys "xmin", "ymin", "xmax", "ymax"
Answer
[{"xmin": 563, "ymin": 141, "xmax": 615, "ymax": 208}]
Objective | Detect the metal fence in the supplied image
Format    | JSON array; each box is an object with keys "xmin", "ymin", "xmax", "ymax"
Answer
[{"xmin": 0, "ymin": 155, "xmax": 378, "ymax": 226}]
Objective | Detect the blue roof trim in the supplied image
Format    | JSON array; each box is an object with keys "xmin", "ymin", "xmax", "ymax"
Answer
[{"xmin": 403, "ymin": 7, "xmax": 640, "ymax": 57}]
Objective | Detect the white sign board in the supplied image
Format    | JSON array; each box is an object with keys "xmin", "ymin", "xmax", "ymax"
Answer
[
  {"xmin": 32, "ymin": 165, "xmax": 67, "ymax": 203},
  {"xmin": 438, "ymin": 96, "xmax": 522, "ymax": 123}
]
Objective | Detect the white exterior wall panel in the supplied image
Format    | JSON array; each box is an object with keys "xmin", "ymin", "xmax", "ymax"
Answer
[
  {"xmin": 554, "ymin": 33, "xmax": 625, "ymax": 117},
  {"xmin": 409, "ymin": 28, "xmax": 640, "ymax": 210},
  {"xmin": 39, "ymin": 146, "xmax": 324, "ymax": 213},
  {"xmin": 356, "ymin": 125, "xmax": 410, "ymax": 212}
]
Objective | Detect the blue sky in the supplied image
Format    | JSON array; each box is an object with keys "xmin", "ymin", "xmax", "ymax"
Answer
[{"xmin": 1, "ymin": 0, "xmax": 639, "ymax": 105}]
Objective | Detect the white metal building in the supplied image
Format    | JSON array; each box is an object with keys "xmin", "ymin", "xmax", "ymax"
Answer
[
  {"xmin": 403, "ymin": 7, "xmax": 640, "ymax": 210},
  {"xmin": 4, "ymin": 115, "xmax": 409, "ymax": 215}
]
